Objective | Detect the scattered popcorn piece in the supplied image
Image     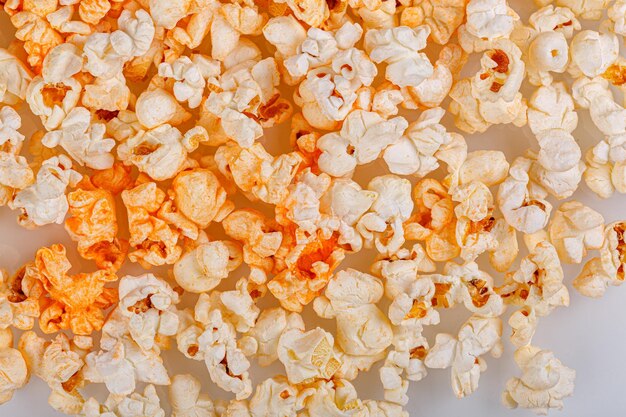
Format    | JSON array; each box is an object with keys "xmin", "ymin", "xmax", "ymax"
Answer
[
  {"xmin": 0, "ymin": 328, "xmax": 28, "ymax": 405},
  {"xmin": 574, "ymin": 222, "xmax": 626, "ymax": 298},
  {"xmin": 502, "ymin": 345, "xmax": 575, "ymax": 414},
  {"xmin": 548, "ymin": 201, "xmax": 604, "ymax": 264},
  {"xmin": 425, "ymin": 315, "xmax": 503, "ymax": 398}
]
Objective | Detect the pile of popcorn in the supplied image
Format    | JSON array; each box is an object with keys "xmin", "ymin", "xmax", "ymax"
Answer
[{"xmin": 0, "ymin": 0, "xmax": 624, "ymax": 415}]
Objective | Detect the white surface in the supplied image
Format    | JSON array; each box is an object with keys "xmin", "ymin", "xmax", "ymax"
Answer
[{"xmin": 2, "ymin": 3, "xmax": 626, "ymax": 417}]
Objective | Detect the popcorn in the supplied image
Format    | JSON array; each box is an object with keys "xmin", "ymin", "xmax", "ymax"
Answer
[
  {"xmin": 116, "ymin": 273, "xmax": 180, "ymax": 351},
  {"xmin": 10, "ymin": 155, "xmax": 81, "ymax": 228},
  {"xmin": 464, "ymin": 0, "xmax": 517, "ymax": 41},
  {"xmin": 526, "ymin": 83, "xmax": 584, "ymax": 199},
  {"xmin": 19, "ymin": 331, "xmax": 90, "ymax": 414},
  {"xmin": 84, "ymin": 334, "xmax": 169, "ymax": 396},
  {"xmin": 497, "ymin": 157, "xmax": 552, "ymax": 234},
  {"xmin": 122, "ymin": 181, "xmax": 182, "ymax": 268},
  {"xmin": 548, "ymin": 201, "xmax": 604, "ymax": 264},
  {"xmin": 556, "ymin": 0, "xmax": 609, "ymax": 20},
  {"xmin": 169, "ymin": 374, "xmax": 216, "ymax": 417},
  {"xmin": 0, "ymin": 268, "xmax": 41, "ymax": 330},
  {"xmin": 268, "ymin": 229, "xmax": 345, "ymax": 312},
  {"xmin": 80, "ymin": 385, "xmax": 165, "ymax": 417},
  {"xmin": 0, "ymin": 49, "xmax": 33, "ymax": 105},
  {"xmin": 42, "ymin": 107, "xmax": 116, "ymax": 170},
  {"xmin": 0, "ymin": 106, "xmax": 33, "ymax": 206},
  {"xmin": 314, "ymin": 269, "xmax": 393, "ymax": 358},
  {"xmin": 83, "ymin": 9, "xmax": 155, "ymax": 79},
  {"xmin": 364, "ymin": 26, "xmax": 434, "ymax": 89},
  {"xmin": 404, "ymin": 178, "xmax": 458, "ymax": 262},
  {"xmin": 400, "ymin": 0, "xmax": 466, "ymax": 45},
  {"xmin": 0, "ymin": 328, "xmax": 28, "ymax": 405},
  {"xmin": 357, "ymin": 175, "xmax": 413, "ymax": 256},
  {"xmin": 277, "ymin": 327, "xmax": 341, "ymax": 383},
  {"xmin": 215, "ymin": 142, "xmax": 302, "ymax": 204},
  {"xmin": 65, "ymin": 182, "xmax": 127, "ymax": 271},
  {"xmin": 497, "ymin": 240, "xmax": 569, "ymax": 316},
  {"xmin": 425, "ymin": 315, "xmax": 503, "ymax": 398},
  {"xmin": 176, "ymin": 300, "xmax": 253, "ymax": 399},
  {"xmin": 32, "ymin": 244, "xmax": 117, "ymax": 335},
  {"xmin": 383, "ymin": 108, "xmax": 457, "ymax": 177},
  {"xmin": 502, "ymin": 346, "xmax": 575, "ymax": 414},
  {"xmin": 242, "ymin": 307, "xmax": 305, "ymax": 366},
  {"xmin": 574, "ymin": 222, "xmax": 626, "ymax": 298},
  {"xmin": 1, "ymin": 0, "xmax": 625, "ymax": 413},
  {"xmin": 569, "ymin": 30, "xmax": 619, "ymax": 78},
  {"xmin": 318, "ymin": 110, "xmax": 407, "ymax": 177},
  {"xmin": 174, "ymin": 240, "xmax": 242, "ymax": 293}
]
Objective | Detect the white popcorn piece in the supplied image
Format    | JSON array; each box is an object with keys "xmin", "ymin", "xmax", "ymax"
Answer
[
  {"xmin": 549, "ymin": 201, "xmax": 604, "ymax": 264},
  {"xmin": 425, "ymin": 315, "xmax": 503, "ymax": 398},
  {"xmin": 248, "ymin": 376, "xmax": 299, "ymax": 416},
  {"xmin": 317, "ymin": 178, "xmax": 377, "ymax": 252},
  {"xmin": 498, "ymin": 241, "xmax": 569, "ymax": 316},
  {"xmin": 117, "ymin": 124, "xmax": 198, "ymax": 181},
  {"xmin": 608, "ymin": 0, "xmax": 626, "ymax": 36},
  {"xmin": 526, "ymin": 83, "xmax": 584, "ymax": 199},
  {"xmin": 569, "ymin": 30, "xmax": 619, "ymax": 78},
  {"xmin": 357, "ymin": 175, "xmax": 413, "ymax": 255},
  {"xmin": 84, "ymin": 9, "xmax": 155, "ymax": 79},
  {"xmin": 298, "ymin": 378, "xmax": 361, "ymax": 416},
  {"xmin": 79, "ymin": 385, "xmax": 165, "ymax": 417},
  {"xmin": 115, "ymin": 273, "xmax": 180, "ymax": 351},
  {"xmin": 0, "ymin": 107, "xmax": 33, "ymax": 205},
  {"xmin": 574, "ymin": 222, "xmax": 626, "ymax": 298},
  {"xmin": 0, "ymin": 328, "xmax": 28, "ymax": 405},
  {"xmin": 502, "ymin": 346, "xmax": 575, "ymax": 414},
  {"xmin": 158, "ymin": 56, "xmax": 210, "ymax": 109},
  {"xmin": 508, "ymin": 307, "xmax": 538, "ymax": 348},
  {"xmin": 135, "ymin": 88, "xmax": 191, "ymax": 130},
  {"xmin": 174, "ymin": 240, "xmax": 242, "ymax": 293},
  {"xmin": 42, "ymin": 107, "xmax": 115, "ymax": 170},
  {"xmin": 19, "ymin": 331, "xmax": 89, "ymax": 414},
  {"xmin": 263, "ymin": 16, "xmax": 308, "ymax": 61},
  {"xmin": 449, "ymin": 41, "xmax": 527, "ymax": 133},
  {"xmin": 169, "ymin": 374, "xmax": 217, "ymax": 417},
  {"xmin": 10, "ymin": 155, "xmax": 81, "ymax": 228},
  {"xmin": 383, "ymin": 108, "xmax": 456, "ymax": 177},
  {"xmin": 314, "ymin": 269, "xmax": 393, "ymax": 358},
  {"xmin": 84, "ymin": 334, "xmax": 170, "ymax": 396},
  {"xmin": 277, "ymin": 327, "xmax": 341, "ymax": 384},
  {"xmin": 26, "ymin": 72, "xmax": 82, "ymax": 132},
  {"xmin": 497, "ymin": 156, "xmax": 552, "ymax": 234},
  {"xmin": 0, "ymin": 49, "xmax": 33, "ymax": 105},
  {"xmin": 556, "ymin": 0, "xmax": 609, "ymax": 20},
  {"xmin": 283, "ymin": 26, "xmax": 341, "ymax": 80},
  {"xmin": 465, "ymin": 0, "xmax": 517, "ymax": 41},
  {"xmin": 364, "ymin": 25, "xmax": 434, "ymax": 89},
  {"xmin": 176, "ymin": 299, "xmax": 253, "ymax": 400},
  {"xmin": 516, "ymin": 6, "xmax": 577, "ymax": 86},
  {"xmin": 318, "ymin": 110, "xmax": 407, "ymax": 177}
]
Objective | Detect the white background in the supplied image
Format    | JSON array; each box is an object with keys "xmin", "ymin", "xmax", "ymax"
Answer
[{"xmin": 2, "ymin": 2, "xmax": 626, "ymax": 416}]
